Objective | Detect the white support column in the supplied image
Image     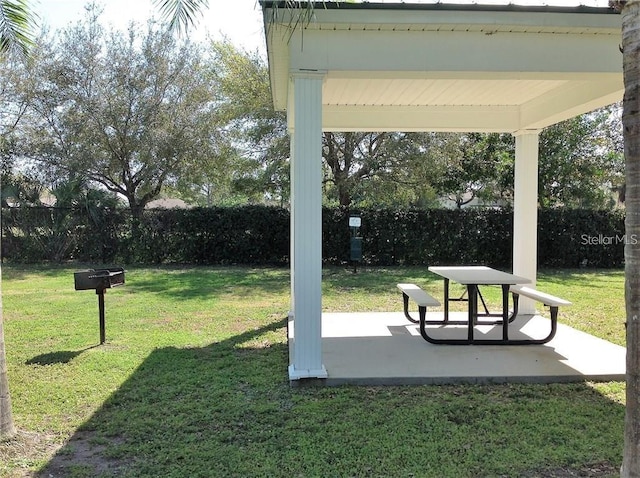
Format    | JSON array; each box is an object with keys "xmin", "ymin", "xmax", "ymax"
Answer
[
  {"xmin": 512, "ymin": 130, "xmax": 541, "ymax": 314},
  {"xmin": 289, "ymin": 132, "xmax": 295, "ymax": 319},
  {"xmin": 288, "ymin": 71, "xmax": 327, "ymax": 380}
]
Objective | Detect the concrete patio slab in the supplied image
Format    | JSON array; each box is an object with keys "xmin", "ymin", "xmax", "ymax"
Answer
[{"xmin": 290, "ymin": 312, "xmax": 626, "ymax": 386}]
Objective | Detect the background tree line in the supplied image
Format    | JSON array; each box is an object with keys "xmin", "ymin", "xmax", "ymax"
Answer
[{"xmin": 0, "ymin": 5, "xmax": 625, "ymax": 215}]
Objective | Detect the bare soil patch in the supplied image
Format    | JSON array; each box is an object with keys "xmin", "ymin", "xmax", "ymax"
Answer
[
  {"xmin": 520, "ymin": 461, "xmax": 619, "ymax": 477},
  {"xmin": 1, "ymin": 429, "xmax": 126, "ymax": 478}
]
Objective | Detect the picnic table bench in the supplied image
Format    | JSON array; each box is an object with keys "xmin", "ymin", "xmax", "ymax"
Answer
[
  {"xmin": 397, "ymin": 283, "xmax": 440, "ymax": 324},
  {"xmin": 509, "ymin": 285, "xmax": 572, "ymax": 344}
]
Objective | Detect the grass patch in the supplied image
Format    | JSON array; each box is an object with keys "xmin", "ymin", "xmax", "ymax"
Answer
[{"xmin": 0, "ymin": 265, "xmax": 626, "ymax": 477}]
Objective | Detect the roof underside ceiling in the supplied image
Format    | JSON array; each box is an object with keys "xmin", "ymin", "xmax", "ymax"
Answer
[{"xmin": 261, "ymin": 2, "xmax": 623, "ymax": 133}]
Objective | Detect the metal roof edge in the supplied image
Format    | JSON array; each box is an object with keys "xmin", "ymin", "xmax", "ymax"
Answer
[{"xmin": 259, "ymin": 1, "xmax": 619, "ymax": 16}]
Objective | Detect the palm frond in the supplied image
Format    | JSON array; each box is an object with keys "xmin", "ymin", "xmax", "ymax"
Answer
[
  {"xmin": 264, "ymin": 1, "xmax": 357, "ymax": 45},
  {"xmin": 0, "ymin": 0, "xmax": 38, "ymax": 58},
  {"xmin": 267, "ymin": 1, "xmax": 320, "ymax": 31},
  {"xmin": 153, "ymin": 0, "xmax": 210, "ymax": 36}
]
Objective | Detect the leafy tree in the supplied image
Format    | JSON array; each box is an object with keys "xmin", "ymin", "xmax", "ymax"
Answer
[
  {"xmin": 429, "ymin": 132, "xmax": 513, "ymax": 209},
  {"xmin": 350, "ymin": 131, "xmax": 442, "ymax": 209},
  {"xmin": 203, "ymin": 40, "xmax": 289, "ymax": 205},
  {"xmin": 431, "ymin": 133, "xmax": 486, "ymax": 209},
  {"xmin": 323, "ymin": 132, "xmax": 392, "ymax": 207},
  {"xmin": 322, "ymin": 131, "xmax": 442, "ymax": 209},
  {"xmin": 425, "ymin": 110, "xmax": 621, "ymax": 211},
  {"xmin": 13, "ymin": 8, "xmax": 218, "ymax": 221},
  {"xmin": 0, "ymin": 159, "xmax": 43, "ymax": 208},
  {"xmin": 538, "ymin": 109, "xmax": 623, "ymax": 209}
]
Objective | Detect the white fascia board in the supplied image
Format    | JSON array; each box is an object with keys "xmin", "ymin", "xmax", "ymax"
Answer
[
  {"xmin": 265, "ymin": 24, "xmax": 291, "ymax": 111},
  {"xmin": 288, "ymin": 29, "xmax": 622, "ymax": 76}
]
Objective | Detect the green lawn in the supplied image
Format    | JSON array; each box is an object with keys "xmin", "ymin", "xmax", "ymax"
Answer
[{"xmin": 0, "ymin": 265, "xmax": 626, "ymax": 477}]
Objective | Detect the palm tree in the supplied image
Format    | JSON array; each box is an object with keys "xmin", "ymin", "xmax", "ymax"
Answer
[
  {"xmin": 0, "ymin": 0, "xmax": 36, "ymax": 443},
  {"xmin": 618, "ymin": 1, "xmax": 640, "ymax": 474},
  {"xmin": 0, "ymin": 273, "xmax": 12, "ymax": 440}
]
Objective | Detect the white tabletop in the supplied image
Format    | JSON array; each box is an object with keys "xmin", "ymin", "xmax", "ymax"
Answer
[{"xmin": 428, "ymin": 266, "xmax": 531, "ymax": 285}]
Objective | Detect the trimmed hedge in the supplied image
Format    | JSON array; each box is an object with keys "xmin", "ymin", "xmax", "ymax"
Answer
[
  {"xmin": 537, "ymin": 209, "xmax": 625, "ymax": 268},
  {"xmin": 0, "ymin": 206, "xmax": 626, "ymax": 268}
]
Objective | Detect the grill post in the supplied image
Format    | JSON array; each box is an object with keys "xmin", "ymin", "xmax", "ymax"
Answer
[{"xmin": 97, "ymin": 288, "xmax": 106, "ymax": 345}]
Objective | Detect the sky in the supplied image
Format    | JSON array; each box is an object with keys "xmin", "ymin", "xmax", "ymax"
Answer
[{"xmin": 33, "ymin": 0, "xmax": 267, "ymax": 53}]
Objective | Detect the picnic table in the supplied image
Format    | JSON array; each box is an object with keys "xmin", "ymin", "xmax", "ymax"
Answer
[
  {"xmin": 426, "ymin": 266, "xmax": 529, "ymax": 345},
  {"xmin": 399, "ymin": 266, "xmax": 571, "ymax": 345}
]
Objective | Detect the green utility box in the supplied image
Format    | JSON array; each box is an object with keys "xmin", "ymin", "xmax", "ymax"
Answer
[{"xmin": 350, "ymin": 237, "xmax": 363, "ymax": 262}]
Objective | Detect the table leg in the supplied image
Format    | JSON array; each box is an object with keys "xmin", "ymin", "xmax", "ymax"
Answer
[
  {"xmin": 444, "ymin": 278, "xmax": 450, "ymax": 323},
  {"xmin": 502, "ymin": 284, "xmax": 509, "ymax": 341},
  {"xmin": 467, "ymin": 284, "xmax": 477, "ymax": 341}
]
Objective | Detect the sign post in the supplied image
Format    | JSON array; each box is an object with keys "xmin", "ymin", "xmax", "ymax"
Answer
[{"xmin": 349, "ymin": 216, "xmax": 362, "ymax": 273}]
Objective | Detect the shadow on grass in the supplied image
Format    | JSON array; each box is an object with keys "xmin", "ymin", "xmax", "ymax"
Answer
[
  {"xmin": 126, "ymin": 265, "xmax": 291, "ymax": 301},
  {"xmin": 36, "ymin": 318, "xmax": 625, "ymax": 478},
  {"xmin": 26, "ymin": 346, "xmax": 99, "ymax": 365},
  {"xmin": 36, "ymin": 317, "xmax": 290, "ymax": 478}
]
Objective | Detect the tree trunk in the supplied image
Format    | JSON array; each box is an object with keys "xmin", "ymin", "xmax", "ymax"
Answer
[
  {"xmin": 0, "ymin": 254, "xmax": 15, "ymax": 439},
  {"xmin": 623, "ymin": 1, "xmax": 640, "ymax": 475},
  {"xmin": 128, "ymin": 200, "xmax": 145, "ymax": 239},
  {"xmin": 338, "ymin": 184, "xmax": 351, "ymax": 207}
]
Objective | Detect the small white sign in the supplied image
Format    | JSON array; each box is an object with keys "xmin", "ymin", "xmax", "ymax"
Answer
[{"xmin": 349, "ymin": 216, "xmax": 361, "ymax": 227}]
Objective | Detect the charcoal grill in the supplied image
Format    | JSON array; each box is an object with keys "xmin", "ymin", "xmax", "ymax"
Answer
[{"xmin": 74, "ymin": 268, "xmax": 125, "ymax": 344}]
